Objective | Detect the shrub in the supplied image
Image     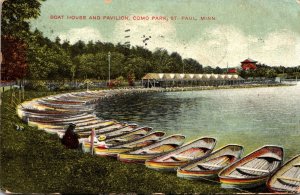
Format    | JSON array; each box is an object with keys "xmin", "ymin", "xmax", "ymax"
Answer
[{"xmin": 24, "ymin": 80, "xmax": 48, "ymax": 91}]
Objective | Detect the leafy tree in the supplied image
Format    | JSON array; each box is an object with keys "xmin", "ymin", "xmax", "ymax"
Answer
[
  {"xmin": 26, "ymin": 30, "xmax": 73, "ymax": 79},
  {"xmin": 55, "ymin": 36, "xmax": 61, "ymax": 45},
  {"xmin": 169, "ymin": 52, "xmax": 183, "ymax": 73},
  {"xmin": 62, "ymin": 40, "xmax": 71, "ymax": 51},
  {"xmin": 75, "ymin": 54, "xmax": 99, "ymax": 79},
  {"xmin": 1, "ymin": 0, "xmax": 45, "ymax": 38},
  {"xmin": 27, "ymin": 44, "xmax": 72, "ymax": 79},
  {"xmin": 183, "ymin": 58, "xmax": 203, "ymax": 73},
  {"xmin": 86, "ymin": 41, "xmax": 96, "ymax": 54},
  {"xmin": 203, "ymin": 66, "xmax": 214, "ymax": 73},
  {"xmin": 1, "ymin": 36, "xmax": 27, "ymax": 80},
  {"xmin": 213, "ymin": 66, "xmax": 223, "ymax": 74},
  {"xmin": 110, "ymin": 52, "xmax": 125, "ymax": 78},
  {"xmin": 124, "ymin": 56, "xmax": 145, "ymax": 79},
  {"xmin": 266, "ymin": 69, "xmax": 277, "ymax": 78},
  {"xmin": 1, "ymin": 0, "xmax": 45, "ymax": 81},
  {"xmin": 70, "ymin": 40, "xmax": 86, "ymax": 57},
  {"xmin": 152, "ymin": 49, "xmax": 173, "ymax": 72}
]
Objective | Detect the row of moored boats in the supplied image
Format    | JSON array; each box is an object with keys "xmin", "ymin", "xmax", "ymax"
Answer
[{"xmin": 17, "ymin": 90, "xmax": 300, "ymax": 193}]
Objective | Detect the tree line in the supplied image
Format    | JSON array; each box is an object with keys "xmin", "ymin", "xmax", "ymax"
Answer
[{"xmin": 1, "ymin": 0, "xmax": 299, "ymax": 82}]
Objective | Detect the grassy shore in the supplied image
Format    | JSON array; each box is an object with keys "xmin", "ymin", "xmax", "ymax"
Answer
[{"xmin": 0, "ymin": 89, "xmax": 241, "ymax": 194}]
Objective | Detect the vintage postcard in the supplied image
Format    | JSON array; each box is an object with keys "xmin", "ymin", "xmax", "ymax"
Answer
[{"xmin": 1, "ymin": 0, "xmax": 300, "ymax": 194}]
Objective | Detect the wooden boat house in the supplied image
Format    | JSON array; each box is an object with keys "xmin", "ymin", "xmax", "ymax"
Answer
[{"xmin": 141, "ymin": 73, "xmax": 244, "ymax": 88}]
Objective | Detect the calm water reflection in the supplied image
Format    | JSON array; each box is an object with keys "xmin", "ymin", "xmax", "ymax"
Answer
[{"xmin": 96, "ymin": 85, "xmax": 300, "ymax": 159}]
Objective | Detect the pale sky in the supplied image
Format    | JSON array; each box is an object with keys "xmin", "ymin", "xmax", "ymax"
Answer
[{"xmin": 31, "ymin": 0, "xmax": 300, "ymax": 67}]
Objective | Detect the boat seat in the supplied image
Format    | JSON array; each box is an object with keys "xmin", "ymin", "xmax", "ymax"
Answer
[
  {"xmin": 121, "ymin": 131, "xmax": 131, "ymax": 134},
  {"xmin": 278, "ymin": 176, "xmax": 300, "ymax": 182},
  {"xmin": 293, "ymin": 163, "xmax": 300, "ymax": 167},
  {"xmin": 149, "ymin": 144, "xmax": 177, "ymax": 153},
  {"xmin": 121, "ymin": 146, "xmax": 134, "ymax": 149},
  {"xmin": 197, "ymin": 163, "xmax": 223, "ymax": 168},
  {"xmin": 112, "ymin": 138, "xmax": 127, "ymax": 142},
  {"xmin": 258, "ymin": 153, "xmax": 282, "ymax": 161},
  {"xmin": 135, "ymin": 133, "xmax": 147, "ymax": 136},
  {"xmin": 236, "ymin": 166, "xmax": 270, "ymax": 173},
  {"xmin": 170, "ymin": 155, "xmax": 194, "ymax": 161},
  {"xmin": 196, "ymin": 147, "xmax": 210, "ymax": 153}
]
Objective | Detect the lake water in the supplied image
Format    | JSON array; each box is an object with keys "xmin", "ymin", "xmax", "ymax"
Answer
[{"xmin": 96, "ymin": 84, "xmax": 300, "ymax": 160}]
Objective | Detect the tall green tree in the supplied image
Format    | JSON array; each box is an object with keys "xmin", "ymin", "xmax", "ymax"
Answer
[
  {"xmin": 2, "ymin": 0, "xmax": 45, "ymax": 37},
  {"xmin": 169, "ymin": 52, "xmax": 183, "ymax": 73},
  {"xmin": 203, "ymin": 66, "xmax": 214, "ymax": 73},
  {"xmin": 152, "ymin": 49, "xmax": 173, "ymax": 72},
  {"xmin": 183, "ymin": 58, "xmax": 203, "ymax": 73}
]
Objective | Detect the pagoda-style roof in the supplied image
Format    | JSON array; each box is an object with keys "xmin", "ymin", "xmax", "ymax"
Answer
[{"xmin": 241, "ymin": 58, "xmax": 257, "ymax": 63}]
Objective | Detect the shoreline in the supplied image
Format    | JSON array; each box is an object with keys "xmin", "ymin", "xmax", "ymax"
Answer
[
  {"xmin": 99, "ymin": 83, "xmax": 295, "ymax": 98},
  {"xmin": 151, "ymin": 83, "xmax": 294, "ymax": 92}
]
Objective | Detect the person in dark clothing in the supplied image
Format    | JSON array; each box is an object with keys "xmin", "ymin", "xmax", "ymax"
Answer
[{"xmin": 61, "ymin": 123, "xmax": 79, "ymax": 149}]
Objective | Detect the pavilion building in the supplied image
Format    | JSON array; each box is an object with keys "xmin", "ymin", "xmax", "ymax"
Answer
[
  {"xmin": 241, "ymin": 58, "xmax": 258, "ymax": 71},
  {"xmin": 141, "ymin": 73, "xmax": 244, "ymax": 88}
]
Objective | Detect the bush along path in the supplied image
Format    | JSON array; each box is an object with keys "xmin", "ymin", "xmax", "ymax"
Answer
[{"xmin": 0, "ymin": 89, "xmax": 239, "ymax": 194}]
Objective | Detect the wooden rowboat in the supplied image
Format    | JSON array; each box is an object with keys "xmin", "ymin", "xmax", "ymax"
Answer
[
  {"xmin": 43, "ymin": 99, "xmax": 86, "ymax": 105},
  {"xmin": 177, "ymin": 144, "xmax": 243, "ymax": 179},
  {"xmin": 28, "ymin": 118, "xmax": 103, "ymax": 129},
  {"xmin": 94, "ymin": 131, "xmax": 165, "ymax": 157},
  {"xmin": 18, "ymin": 108, "xmax": 85, "ymax": 119},
  {"xmin": 218, "ymin": 145, "xmax": 283, "ymax": 189},
  {"xmin": 39, "ymin": 98, "xmax": 87, "ymax": 104},
  {"xmin": 48, "ymin": 123, "xmax": 136, "ymax": 139},
  {"xmin": 44, "ymin": 120, "xmax": 117, "ymax": 138},
  {"xmin": 23, "ymin": 113, "xmax": 91, "ymax": 123},
  {"xmin": 145, "ymin": 137, "xmax": 216, "ymax": 172},
  {"xmin": 267, "ymin": 154, "xmax": 300, "ymax": 193},
  {"xmin": 117, "ymin": 134, "xmax": 186, "ymax": 163},
  {"xmin": 19, "ymin": 106, "xmax": 81, "ymax": 114},
  {"xmin": 42, "ymin": 96, "xmax": 87, "ymax": 104},
  {"xmin": 82, "ymin": 127, "xmax": 153, "ymax": 153},
  {"xmin": 28, "ymin": 116, "xmax": 98, "ymax": 126},
  {"xmin": 77, "ymin": 123, "xmax": 138, "ymax": 138},
  {"xmin": 97, "ymin": 125, "xmax": 143, "ymax": 139},
  {"xmin": 24, "ymin": 113, "xmax": 93, "ymax": 123},
  {"xmin": 44, "ymin": 120, "xmax": 116, "ymax": 132},
  {"xmin": 37, "ymin": 101, "xmax": 94, "ymax": 111},
  {"xmin": 105, "ymin": 127, "xmax": 153, "ymax": 145}
]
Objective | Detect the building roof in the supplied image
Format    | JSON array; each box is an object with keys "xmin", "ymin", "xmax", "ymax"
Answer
[
  {"xmin": 241, "ymin": 58, "xmax": 258, "ymax": 63},
  {"xmin": 142, "ymin": 73, "xmax": 244, "ymax": 81}
]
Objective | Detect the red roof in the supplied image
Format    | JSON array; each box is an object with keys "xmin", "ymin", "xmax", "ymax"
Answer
[{"xmin": 241, "ymin": 58, "xmax": 257, "ymax": 63}]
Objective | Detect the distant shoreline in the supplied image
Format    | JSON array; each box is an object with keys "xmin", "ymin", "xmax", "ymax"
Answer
[
  {"xmin": 93, "ymin": 83, "xmax": 295, "ymax": 100},
  {"xmin": 135, "ymin": 83, "xmax": 295, "ymax": 93}
]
